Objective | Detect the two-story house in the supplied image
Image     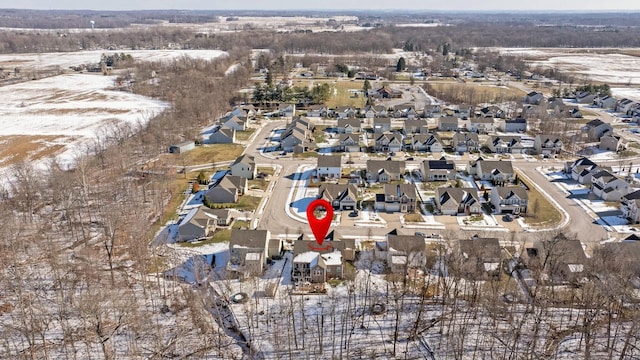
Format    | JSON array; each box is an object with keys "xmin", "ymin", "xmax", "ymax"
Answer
[
  {"xmin": 491, "ymin": 186, "xmax": 528, "ymax": 214},
  {"xmin": 591, "ymin": 170, "xmax": 630, "ymax": 201},
  {"xmin": 316, "ymin": 155, "xmax": 342, "ymax": 179},
  {"xmin": 434, "ymin": 187, "xmax": 482, "ymax": 215},
  {"xmin": 421, "ymin": 157, "xmax": 456, "ymax": 181},
  {"xmin": 230, "ymin": 154, "xmax": 256, "ymax": 180},
  {"xmin": 584, "ymin": 119, "xmax": 613, "ymax": 141},
  {"xmin": 469, "ymin": 118, "xmax": 495, "ymax": 134},
  {"xmin": 374, "ymin": 133, "xmax": 404, "ymax": 152},
  {"xmin": 500, "ymin": 118, "xmax": 527, "ymax": 133},
  {"xmin": 338, "ymin": 133, "xmax": 361, "ymax": 152},
  {"xmin": 403, "ymin": 118, "xmax": 428, "ymax": 134},
  {"xmin": 621, "ymin": 190, "xmax": 640, "ymax": 224},
  {"xmin": 488, "ymin": 135, "xmax": 524, "ymax": 154},
  {"xmin": 366, "ymin": 160, "xmax": 406, "ymax": 183},
  {"xmin": 409, "ymin": 133, "xmax": 444, "ymax": 152},
  {"xmin": 373, "ymin": 117, "xmax": 392, "ymax": 133},
  {"xmin": 318, "ymin": 183, "xmax": 358, "ymax": 211},
  {"xmin": 523, "ymin": 91, "xmax": 544, "ymax": 105},
  {"xmin": 438, "ymin": 116, "xmax": 459, "ymax": 131},
  {"xmin": 228, "ymin": 229, "xmax": 271, "ymax": 277},
  {"xmin": 337, "ymin": 118, "xmax": 361, "ymax": 134},
  {"xmin": 205, "ymin": 175, "xmax": 248, "ymax": 204},
  {"xmin": 534, "ymin": 135, "xmax": 563, "ymax": 155},
  {"xmin": 451, "ymin": 132, "xmax": 479, "ymax": 153},
  {"xmin": 375, "ymin": 184, "xmax": 417, "ymax": 213},
  {"xmin": 471, "ymin": 160, "xmax": 515, "ymax": 184},
  {"xmin": 456, "ymin": 237, "xmax": 502, "ymax": 280}
]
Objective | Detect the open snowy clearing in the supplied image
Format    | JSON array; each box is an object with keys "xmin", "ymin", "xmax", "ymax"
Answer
[
  {"xmin": 0, "ymin": 73, "xmax": 168, "ymax": 168},
  {"xmin": 0, "ymin": 49, "xmax": 227, "ymax": 72},
  {"xmin": 496, "ymin": 47, "xmax": 640, "ymax": 86}
]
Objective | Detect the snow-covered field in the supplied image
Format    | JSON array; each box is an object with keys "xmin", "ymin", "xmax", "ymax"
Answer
[
  {"xmin": 497, "ymin": 47, "xmax": 640, "ymax": 86},
  {"xmin": 0, "ymin": 73, "xmax": 168, "ymax": 168},
  {"xmin": 0, "ymin": 49, "xmax": 227, "ymax": 72}
]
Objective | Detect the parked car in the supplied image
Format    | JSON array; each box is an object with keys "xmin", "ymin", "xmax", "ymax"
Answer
[
  {"xmin": 502, "ymin": 214, "xmax": 513, "ymax": 222},
  {"xmin": 348, "ymin": 211, "xmax": 359, "ymax": 217}
]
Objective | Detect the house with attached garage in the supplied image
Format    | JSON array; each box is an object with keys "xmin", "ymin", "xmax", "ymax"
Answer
[
  {"xmin": 590, "ymin": 170, "xmax": 630, "ymax": 201},
  {"xmin": 488, "ymin": 135, "xmax": 524, "ymax": 154},
  {"xmin": 375, "ymin": 184, "xmax": 417, "ymax": 213},
  {"xmin": 316, "ymin": 155, "xmax": 342, "ymax": 179},
  {"xmin": 470, "ymin": 159, "xmax": 515, "ymax": 184},
  {"xmin": 382, "ymin": 234, "xmax": 426, "ymax": 274},
  {"xmin": 337, "ymin": 118, "xmax": 361, "ymax": 133},
  {"xmin": 177, "ymin": 206, "xmax": 218, "ymax": 242},
  {"xmin": 599, "ymin": 135, "xmax": 624, "ymax": 152},
  {"xmin": 307, "ymin": 105, "xmax": 329, "ymax": 117},
  {"xmin": 206, "ymin": 208, "xmax": 235, "ymax": 226},
  {"xmin": 205, "ymin": 175, "xmax": 247, "ymax": 204},
  {"xmin": 523, "ymin": 235, "xmax": 587, "ymax": 285},
  {"xmin": 456, "ymin": 237, "xmax": 502, "ymax": 280},
  {"xmin": 278, "ymin": 103, "xmax": 296, "ymax": 118},
  {"xmin": 576, "ymin": 91, "xmax": 596, "ymax": 104},
  {"xmin": 409, "ymin": 133, "xmax": 444, "ymax": 152},
  {"xmin": 209, "ymin": 127, "xmax": 236, "ymax": 144},
  {"xmin": 469, "ymin": 118, "xmax": 495, "ymax": 134},
  {"xmin": 318, "ymin": 183, "xmax": 358, "ymax": 211},
  {"xmin": 566, "ymin": 157, "xmax": 604, "ymax": 184},
  {"xmin": 373, "ymin": 117, "xmax": 392, "ymax": 133},
  {"xmin": 457, "ymin": 104, "xmax": 474, "ymax": 119},
  {"xmin": 499, "ymin": 118, "xmax": 527, "ymax": 133},
  {"xmin": 403, "ymin": 118, "xmax": 428, "ymax": 134},
  {"xmin": 292, "ymin": 240, "xmax": 345, "ymax": 284},
  {"xmin": 363, "ymin": 105, "xmax": 387, "ymax": 118},
  {"xmin": 438, "ymin": 116, "xmax": 459, "ymax": 131},
  {"xmin": 366, "ymin": 160, "xmax": 406, "ymax": 183},
  {"xmin": 280, "ymin": 128, "xmax": 307, "ymax": 152},
  {"xmin": 230, "ymin": 154, "xmax": 256, "ymax": 180},
  {"xmin": 338, "ymin": 133, "xmax": 361, "ymax": 152},
  {"xmin": 584, "ymin": 119, "xmax": 613, "ymax": 141},
  {"xmin": 476, "ymin": 105, "xmax": 504, "ymax": 119},
  {"xmin": 220, "ymin": 115, "xmax": 247, "ymax": 131},
  {"xmin": 452, "ymin": 132, "xmax": 479, "ymax": 153},
  {"xmin": 374, "ymin": 132, "xmax": 404, "ymax": 152},
  {"xmin": 423, "ymin": 104, "xmax": 442, "ymax": 118},
  {"xmin": 491, "ymin": 186, "xmax": 528, "ymax": 214},
  {"xmin": 393, "ymin": 104, "xmax": 418, "ymax": 119},
  {"xmin": 228, "ymin": 229, "xmax": 271, "ymax": 277},
  {"xmin": 534, "ymin": 135, "xmax": 563, "ymax": 155},
  {"xmin": 335, "ymin": 106, "xmax": 356, "ymax": 119},
  {"xmin": 616, "ymin": 98, "xmax": 637, "ymax": 114},
  {"xmin": 434, "ymin": 187, "xmax": 481, "ymax": 215},
  {"xmin": 621, "ymin": 190, "xmax": 640, "ymax": 224},
  {"xmin": 421, "ymin": 157, "xmax": 456, "ymax": 181},
  {"xmin": 523, "ymin": 91, "xmax": 544, "ymax": 105}
]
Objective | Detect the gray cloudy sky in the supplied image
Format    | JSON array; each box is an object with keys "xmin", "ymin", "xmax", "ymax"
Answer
[{"xmin": 3, "ymin": 0, "xmax": 640, "ymax": 11}]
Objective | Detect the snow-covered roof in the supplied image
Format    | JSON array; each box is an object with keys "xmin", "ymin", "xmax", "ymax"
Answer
[
  {"xmin": 294, "ymin": 251, "xmax": 319, "ymax": 264},
  {"xmin": 321, "ymin": 251, "xmax": 342, "ymax": 266}
]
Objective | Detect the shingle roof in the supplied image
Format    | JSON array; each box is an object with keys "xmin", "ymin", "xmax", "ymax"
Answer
[{"xmin": 317, "ymin": 155, "xmax": 342, "ymax": 168}]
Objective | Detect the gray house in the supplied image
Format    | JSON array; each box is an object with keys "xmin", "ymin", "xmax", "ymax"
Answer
[
  {"xmin": 178, "ymin": 206, "xmax": 218, "ymax": 242},
  {"xmin": 205, "ymin": 175, "xmax": 247, "ymax": 204},
  {"xmin": 229, "ymin": 229, "xmax": 271, "ymax": 277},
  {"xmin": 209, "ymin": 127, "xmax": 236, "ymax": 144},
  {"xmin": 366, "ymin": 160, "xmax": 406, "ymax": 183}
]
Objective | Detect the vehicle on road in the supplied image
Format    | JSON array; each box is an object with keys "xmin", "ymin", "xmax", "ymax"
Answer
[
  {"xmin": 348, "ymin": 211, "xmax": 359, "ymax": 217},
  {"xmin": 502, "ymin": 214, "xmax": 513, "ymax": 222}
]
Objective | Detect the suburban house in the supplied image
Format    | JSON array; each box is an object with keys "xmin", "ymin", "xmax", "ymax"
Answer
[
  {"xmin": 375, "ymin": 184, "xmax": 417, "ymax": 213},
  {"xmin": 488, "ymin": 135, "xmax": 524, "ymax": 154},
  {"xmin": 599, "ymin": 135, "xmax": 624, "ymax": 152},
  {"xmin": 576, "ymin": 91, "xmax": 596, "ymax": 104},
  {"xmin": 177, "ymin": 206, "xmax": 218, "ymax": 242},
  {"xmin": 566, "ymin": 157, "xmax": 598, "ymax": 181},
  {"xmin": 209, "ymin": 127, "xmax": 236, "ymax": 144},
  {"xmin": 366, "ymin": 160, "xmax": 406, "ymax": 183},
  {"xmin": 220, "ymin": 115, "xmax": 247, "ymax": 131},
  {"xmin": 337, "ymin": 118, "xmax": 361, "ymax": 133},
  {"xmin": 534, "ymin": 135, "xmax": 563, "ymax": 155},
  {"xmin": 547, "ymin": 97, "xmax": 566, "ymax": 114},
  {"xmin": 280, "ymin": 129, "xmax": 307, "ymax": 152},
  {"xmin": 616, "ymin": 98, "xmax": 636, "ymax": 114},
  {"xmin": 205, "ymin": 175, "xmax": 247, "ymax": 204},
  {"xmin": 524, "ymin": 236, "xmax": 587, "ymax": 284},
  {"xmin": 434, "ymin": 187, "xmax": 482, "ymax": 215},
  {"xmin": 278, "ymin": 103, "xmax": 296, "ymax": 118},
  {"xmin": 476, "ymin": 106, "xmax": 504, "ymax": 119},
  {"xmin": 335, "ymin": 106, "xmax": 356, "ymax": 119},
  {"xmin": 292, "ymin": 238, "xmax": 348, "ymax": 283},
  {"xmin": 621, "ymin": 190, "xmax": 640, "ymax": 224},
  {"xmin": 591, "ymin": 170, "xmax": 630, "ymax": 201},
  {"xmin": 374, "ymin": 133, "xmax": 404, "ymax": 152},
  {"xmin": 318, "ymin": 184, "xmax": 358, "ymax": 211},
  {"xmin": 403, "ymin": 118, "xmax": 428, "ymax": 134},
  {"xmin": 394, "ymin": 104, "xmax": 418, "ymax": 118},
  {"xmin": 523, "ymin": 91, "xmax": 544, "ymax": 105},
  {"xmin": 371, "ymin": 86, "xmax": 402, "ymax": 99},
  {"xmin": 338, "ymin": 133, "xmax": 361, "ymax": 152},
  {"xmin": 228, "ymin": 229, "xmax": 271, "ymax": 277},
  {"xmin": 383, "ymin": 234, "xmax": 426, "ymax": 274},
  {"xmin": 169, "ymin": 141, "xmax": 195, "ymax": 154},
  {"xmin": 438, "ymin": 116, "xmax": 459, "ymax": 131},
  {"xmin": 452, "ymin": 132, "xmax": 480, "ymax": 153},
  {"xmin": 410, "ymin": 133, "xmax": 444, "ymax": 152},
  {"xmin": 455, "ymin": 237, "xmax": 502, "ymax": 280},
  {"xmin": 457, "ymin": 104, "xmax": 474, "ymax": 119},
  {"xmin": 230, "ymin": 154, "xmax": 256, "ymax": 180},
  {"xmin": 471, "ymin": 160, "xmax": 515, "ymax": 184},
  {"xmin": 491, "ymin": 186, "xmax": 528, "ymax": 214},
  {"xmin": 469, "ymin": 118, "xmax": 495, "ymax": 134},
  {"xmin": 307, "ymin": 105, "xmax": 329, "ymax": 117},
  {"xmin": 316, "ymin": 155, "xmax": 342, "ymax": 179},
  {"xmin": 500, "ymin": 118, "xmax": 527, "ymax": 133},
  {"xmin": 584, "ymin": 119, "xmax": 613, "ymax": 141},
  {"xmin": 363, "ymin": 105, "xmax": 387, "ymax": 118},
  {"xmin": 373, "ymin": 118, "xmax": 392, "ymax": 133},
  {"xmin": 423, "ymin": 104, "xmax": 442, "ymax": 118},
  {"xmin": 421, "ymin": 158, "xmax": 456, "ymax": 181},
  {"xmin": 207, "ymin": 208, "xmax": 235, "ymax": 226}
]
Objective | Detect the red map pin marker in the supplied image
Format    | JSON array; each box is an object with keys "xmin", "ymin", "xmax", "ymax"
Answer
[{"xmin": 306, "ymin": 199, "xmax": 333, "ymax": 248}]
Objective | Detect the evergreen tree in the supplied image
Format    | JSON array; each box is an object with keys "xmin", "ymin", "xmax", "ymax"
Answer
[{"xmin": 396, "ymin": 57, "xmax": 406, "ymax": 72}]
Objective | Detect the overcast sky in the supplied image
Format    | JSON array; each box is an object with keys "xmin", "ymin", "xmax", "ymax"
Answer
[{"xmin": 3, "ymin": 0, "xmax": 640, "ymax": 11}]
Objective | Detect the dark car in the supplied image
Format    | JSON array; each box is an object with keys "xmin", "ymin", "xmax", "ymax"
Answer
[
  {"xmin": 348, "ymin": 211, "xmax": 359, "ymax": 217},
  {"xmin": 502, "ymin": 214, "xmax": 513, "ymax": 222},
  {"xmin": 406, "ymin": 157, "xmax": 414, "ymax": 161}
]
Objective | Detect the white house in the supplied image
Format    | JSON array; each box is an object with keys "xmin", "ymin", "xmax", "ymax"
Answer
[
  {"xmin": 316, "ymin": 155, "xmax": 342, "ymax": 179},
  {"xmin": 230, "ymin": 154, "xmax": 257, "ymax": 180}
]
